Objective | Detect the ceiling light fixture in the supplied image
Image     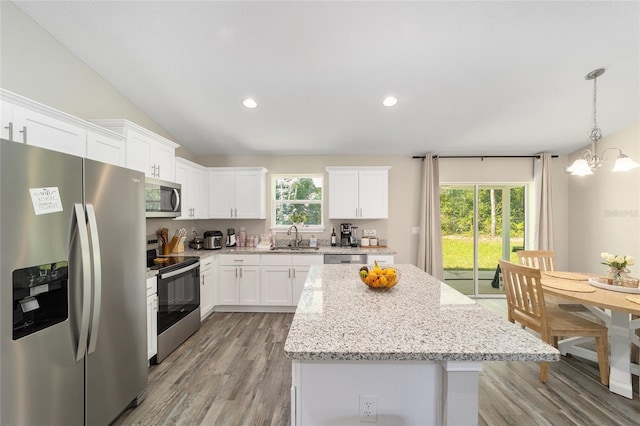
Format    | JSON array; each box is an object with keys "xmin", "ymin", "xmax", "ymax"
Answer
[
  {"xmin": 382, "ymin": 96, "xmax": 398, "ymax": 107},
  {"xmin": 242, "ymin": 98, "xmax": 258, "ymax": 109},
  {"xmin": 566, "ymin": 68, "xmax": 639, "ymax": 176}
]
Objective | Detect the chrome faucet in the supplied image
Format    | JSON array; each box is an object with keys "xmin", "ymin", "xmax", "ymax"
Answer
[{"xmin": 287, "ymin": 225, "xmax": 302, "ymax": 247}]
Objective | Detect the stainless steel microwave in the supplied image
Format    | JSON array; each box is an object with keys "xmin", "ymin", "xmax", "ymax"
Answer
[{"xmin": 145, "ymin": 178, "xmax": 181, "ymax": 218}]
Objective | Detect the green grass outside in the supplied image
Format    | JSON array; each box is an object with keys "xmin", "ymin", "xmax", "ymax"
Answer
[{"xmin": 443, "ymin": 236, "xmax": 520, "ymax": 270}]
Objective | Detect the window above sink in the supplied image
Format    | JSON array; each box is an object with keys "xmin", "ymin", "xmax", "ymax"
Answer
[{"xmin": 271, "ymin": 174, "xmax": 325, "ymax": 232}]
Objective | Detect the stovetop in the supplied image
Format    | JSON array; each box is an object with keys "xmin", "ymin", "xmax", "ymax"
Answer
[{"xmin": 146, "ymin": 249, "xmax": 199, "ymax": 273}]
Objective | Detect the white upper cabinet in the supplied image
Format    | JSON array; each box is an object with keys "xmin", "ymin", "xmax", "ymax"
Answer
[
  {"xmin": 1, "ymin": 89, "xmax": 126, "ymax": 164},
  {"xmin": 86, "ymin": 130, "xmax": 126, "ymax": 167},
  {"xmin": 89, "ymin": 119, "xmax": 178, "ymax": 181},
  {"xmin": 175, "ymin": 157, "xmax": 208, "ymax": 219},
  {"xmin": 326, "ymin": 166, "xmax": 391, "ymax": 219},
  {"xmin": 208, "ymin": 167, "xmax": 268, "ymax": 219}
]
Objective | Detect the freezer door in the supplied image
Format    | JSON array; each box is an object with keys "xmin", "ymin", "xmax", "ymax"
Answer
[
  {"xmin": 0, "ymin": 141, "xmax": 85, "ymax": 425},
  {"xmin": 83, "ymin": 158, "xmax": 147, "ymax": 425}
]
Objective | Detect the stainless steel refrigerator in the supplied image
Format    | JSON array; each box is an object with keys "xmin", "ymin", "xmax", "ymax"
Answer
[{"xmin": 0, "ymin": 140, "xmax": 148, "ymax": 425}]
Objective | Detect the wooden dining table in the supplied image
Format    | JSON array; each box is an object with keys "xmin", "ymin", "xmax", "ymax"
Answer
[{"xmin": 540, "ymin": 271, "xmax": 640, "ymax": 399}]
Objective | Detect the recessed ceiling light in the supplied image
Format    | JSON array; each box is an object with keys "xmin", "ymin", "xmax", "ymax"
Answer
[
  {"xmin": 383, "ymin": 96, "xmax": 398, "ymax": 107},
  {"xmin": 242, "ymin": 98, "xmax": 258, "ymax": 109}
]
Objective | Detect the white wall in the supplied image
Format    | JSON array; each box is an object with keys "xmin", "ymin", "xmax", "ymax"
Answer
[
  {"xmin": 2, "ymin": 0, "xmax": 582, "ymax": 270},
  {"xmin": 567, "ymin": 124, "xmax": 640, "ymax": 274},
  {"xmin": 0, "ymin": 1, "xmax": 197, "ymax": 161}
]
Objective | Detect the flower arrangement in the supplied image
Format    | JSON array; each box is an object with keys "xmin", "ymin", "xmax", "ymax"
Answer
[
  {"xmin": 600, "ymin": 252, "xmax": 634, "ymax": 270},
  {"xmin": 600, "ymin": 252, "xmax": 634, "ymax": 285}
]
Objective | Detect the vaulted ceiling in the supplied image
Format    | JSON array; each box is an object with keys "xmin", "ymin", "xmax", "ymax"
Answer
[{"xmin": 13, "ymin": 1, "xmax": 640, "ymax": 156}]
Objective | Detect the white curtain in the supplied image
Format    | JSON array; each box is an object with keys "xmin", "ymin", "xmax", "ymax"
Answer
[
  {"xmin": 534, "ymin": 153, "xmax": 554, "ymax": 250},
  {"xmin": 417, "ymin": 155, "xmax": 444, "ymax": 279}
]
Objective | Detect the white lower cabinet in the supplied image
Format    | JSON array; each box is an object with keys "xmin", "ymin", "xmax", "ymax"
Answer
[
  {"xmin": 261, "ymin": 254, "xmax": 323, "ymax": 306},
  {"xmin": 146, "ymin": 276, "xmax": 158, "ymax": 361},
  {"xmin": 367, "ymin": 254, "xmax": 395, "ymax": 266},
  {"xmin": 200, "ymin": 256, "xmax": 215, "ymax": 319},
  {"xmin": 218, "ymin": 255, "xmax": 261, "ymax": 305}
]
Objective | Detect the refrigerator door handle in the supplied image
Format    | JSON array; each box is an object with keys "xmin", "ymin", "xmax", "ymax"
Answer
[
  {"xmin": 73, "ymin": 203, "xmax": 92, "ymax": 361},
  {"xmin": 86, "ymin": 204, "xmax": 102, "ymax": 354}
]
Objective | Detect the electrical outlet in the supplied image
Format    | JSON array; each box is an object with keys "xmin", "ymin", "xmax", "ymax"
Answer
[
  {"xmin": 363, "ymin": 229, "xmax": 376, "ymax": 237},
  {"xmin": 411, "ymin": 226, "xmax": 420, "ymax": 235},
  {"xmin": 359, "ymin": 394, "xmax": 378, "ymax": 423}
]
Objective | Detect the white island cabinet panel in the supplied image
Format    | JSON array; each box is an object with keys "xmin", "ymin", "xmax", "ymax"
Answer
[{"xmin": 286, "ymin": 264, "xmax": 559, "ymax": 425}]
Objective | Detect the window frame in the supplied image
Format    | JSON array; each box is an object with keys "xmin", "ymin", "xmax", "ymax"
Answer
[{"xmin": 271, "ymin": 173, "xmax": 325, "ymax": 233}]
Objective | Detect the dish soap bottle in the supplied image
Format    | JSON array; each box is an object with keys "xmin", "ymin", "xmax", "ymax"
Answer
[{"xmin": 331, "ymin": 228, "xmax": 337, "ymax": 246}]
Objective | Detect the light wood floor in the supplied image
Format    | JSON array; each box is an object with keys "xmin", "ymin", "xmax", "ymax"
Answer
[{"xmin": 114, "ymin": 305, "xmax": 640, "ymax": 426}]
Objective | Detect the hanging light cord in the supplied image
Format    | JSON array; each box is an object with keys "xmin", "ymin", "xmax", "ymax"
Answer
[{"xmin": 587, "ymin": 76, "xmax": 602, "ymax": 143}]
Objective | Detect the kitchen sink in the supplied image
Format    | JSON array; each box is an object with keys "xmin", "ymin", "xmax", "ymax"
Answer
[{"xmin": 270, "ymin": 246, "xmax": 320, "ymax": 251}]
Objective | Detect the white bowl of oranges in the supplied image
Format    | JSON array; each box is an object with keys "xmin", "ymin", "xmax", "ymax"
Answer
[{"xmin": 359, "ymin": 262, "xmax": 400, "ymax": 289}]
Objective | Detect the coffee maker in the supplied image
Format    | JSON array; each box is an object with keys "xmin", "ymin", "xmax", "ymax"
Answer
[
  {"xmin": 340, "ymin": 223, "xmax": 352, "ymax": 247},
  {"xmin": 226, "ymin": 228, "xmax": 236, "ymax": 247},
  {"xmin": 350, "ymin": 226, "xmax": 358, "ymax": 247}
]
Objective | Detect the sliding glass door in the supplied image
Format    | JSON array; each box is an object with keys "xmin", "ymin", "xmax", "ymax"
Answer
[{"xmin": 441, "ymin": 184, "xmax": 526, "ymax": 297}]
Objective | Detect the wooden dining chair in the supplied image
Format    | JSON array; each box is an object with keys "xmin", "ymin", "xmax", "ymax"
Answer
[
  {"xmin": 516, "ymin": 249, "xmax": 586, "ymax": 313},
  {"xmin": 499, "ymin": 260, "xmax": 609, "ymax": 385},
  {"xmin": 516, "ymin": 250, "xmax": 556, "ymax": 272}
]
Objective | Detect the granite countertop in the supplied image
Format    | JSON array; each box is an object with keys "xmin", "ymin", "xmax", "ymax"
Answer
[
  {"xmin": 174, "ymin": 245, "xmax": 397, "ymax": 257},
  {"xmin": 146, "ymin": 246, "xmax": 397, "ymax": 278},
  {"xmin": 284, "ymin": 264, "xmax": 560, "ymax": 362}
]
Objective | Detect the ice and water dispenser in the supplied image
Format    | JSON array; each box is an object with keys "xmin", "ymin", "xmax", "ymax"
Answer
[{"xmin": 12, "ymin": 261, "xmax": 69, "ymax": 340}]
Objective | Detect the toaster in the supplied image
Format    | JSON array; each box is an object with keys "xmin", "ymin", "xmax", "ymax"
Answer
[{"xmin": 203, "ymin": 230, "xmax": 223, "ymax": 250}]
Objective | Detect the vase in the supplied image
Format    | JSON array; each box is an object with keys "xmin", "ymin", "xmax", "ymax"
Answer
[{"xmin": 606, "ymin": 267, "xmax": 629, "ymax": 286}]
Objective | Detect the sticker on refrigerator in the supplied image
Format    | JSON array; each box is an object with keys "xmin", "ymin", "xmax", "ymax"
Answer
[{"xmin": 29, "ymin": 187, "xmax": 63, "ymax": 215}]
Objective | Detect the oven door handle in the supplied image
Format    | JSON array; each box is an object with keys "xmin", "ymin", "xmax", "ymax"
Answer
[{"xmin": 158, "ymin": 261, "xmax": 200, "ymax": 280}]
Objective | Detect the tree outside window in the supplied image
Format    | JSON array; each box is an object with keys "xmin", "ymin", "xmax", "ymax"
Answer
[{"xmin": 272, "ymin": 175, "xmax": 323, "ymax": 229}]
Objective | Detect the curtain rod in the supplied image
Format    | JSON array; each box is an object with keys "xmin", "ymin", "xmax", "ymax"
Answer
[{"xmin": 411, "ymin": 154, "xmax": 559, "ymax": 159}]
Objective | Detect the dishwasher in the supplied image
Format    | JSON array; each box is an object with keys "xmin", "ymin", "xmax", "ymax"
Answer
[{"xmin": 324, "ymin": 254, "xmax": 368, "ymax": 264}]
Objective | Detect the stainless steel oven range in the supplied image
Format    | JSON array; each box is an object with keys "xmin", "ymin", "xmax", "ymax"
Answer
[{"xmin": 147, "ymin": 251, "xmax": 200, "ymax": 363}]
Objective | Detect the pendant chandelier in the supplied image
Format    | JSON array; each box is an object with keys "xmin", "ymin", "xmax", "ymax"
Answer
[{"xmin": 566, "ymin": 68, "xmax": 639, "ymax": 176}]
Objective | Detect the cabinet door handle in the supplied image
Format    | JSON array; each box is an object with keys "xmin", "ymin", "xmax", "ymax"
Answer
[
  {"xmin": 19, "ymin": 126, "xmax": 27, "ymax": 143},
  {"xmin": 230, "ymin": 208, "xmax": 233, "ymax": 218},
  {"xmin": 235, "ymin": 267, "xmax": 238, "ymax": 278},
  {"xmin": 234, "ymin": 208, "xmax": 237, "ymax": 217},
  {"xmin": 293, "ymin": 268, "xmax": 296, "ymax": 278},
  {"xmin": 4, "ymin": 122, "xmax": 13, "ymax": 140},
  {"xmin": 288, "ymin": 268, "xmax": 291, "ymax": 279},
  {"xmin": 239, "ymin": 267, "xmax": 243, "ymax": 278},
  {"xmin": 157, "ymin": 165, "xmax": 160, "ymax": 177}
]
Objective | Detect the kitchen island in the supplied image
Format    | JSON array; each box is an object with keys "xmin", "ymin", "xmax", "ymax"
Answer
[{"xmin": 284, "ymin": 264, "xmax": 559, "ymax": 425}]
